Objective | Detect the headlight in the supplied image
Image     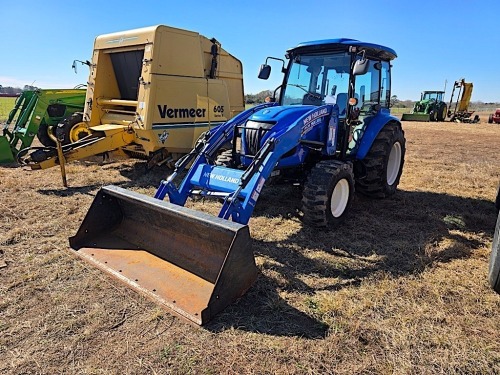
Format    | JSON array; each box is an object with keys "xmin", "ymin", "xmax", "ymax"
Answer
[{"xmin": 245, "ymin": 120, "xmax": 275, "ymax": 130}]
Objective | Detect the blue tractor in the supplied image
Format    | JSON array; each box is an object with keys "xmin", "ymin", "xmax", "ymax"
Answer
[
  {"xmin": 154, "ymin": 38, "xmax": 405, "ymax": 225},
  {"xmin": 69, "ymin": 39, "xmax": 406, "ymax": 325}
]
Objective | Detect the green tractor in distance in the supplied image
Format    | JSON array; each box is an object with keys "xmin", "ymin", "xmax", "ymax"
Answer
[
  {"xmin": 401, "ymin": 90, "xmax": 448, "ymax": 122},
  {"xmin": 0, "ymin": 89, "xmax": 86, "ymax": 164}
]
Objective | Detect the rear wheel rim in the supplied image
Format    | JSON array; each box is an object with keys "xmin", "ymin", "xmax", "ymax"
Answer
[
  {"xmin": 330, "ymin": 179, "xmax": 350, "ymax": 218},
  {"xmin": 387, "ymin": 142, "xmax": 402, "ymax": 186}
]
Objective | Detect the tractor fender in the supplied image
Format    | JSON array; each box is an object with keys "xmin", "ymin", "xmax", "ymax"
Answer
[{"xmin": 355, "ymin": 111, "xmax": 400, "ymax": 160}]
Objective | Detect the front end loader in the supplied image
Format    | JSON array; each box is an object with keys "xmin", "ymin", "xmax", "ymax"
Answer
[
  {"xmin": 0, "ymin": 89, "xmax": 85, "ymax": 163},
  {"xmin": 20, "ymin": 25, "xmax": 244, "ymax": 171},
  {"xmin": 70, "ymin": 38, "xmax": 406, "ymax": 325}
]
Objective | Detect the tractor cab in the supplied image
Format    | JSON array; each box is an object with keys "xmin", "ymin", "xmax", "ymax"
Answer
[
  {"xmin": 421, "ymin": 91, "xmax": 445, "ymax": 102},
  {"xmin": 259, "ymin": 38, "xmax": 397, "ymax": 156}
]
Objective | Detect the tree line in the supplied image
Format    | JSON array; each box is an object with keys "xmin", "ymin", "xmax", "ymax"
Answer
[
  {"xmin": 0, "ymin": 85, "xmax": 39, "ymax": 95},
  {"xmin": 245, "ymin": 90, "xmax": 273, "ymax": 104}
]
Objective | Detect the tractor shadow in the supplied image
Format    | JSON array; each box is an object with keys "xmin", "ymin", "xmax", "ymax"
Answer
[
  {"xmin": 208, "ymin": 184, "xmax": 497, "ymax": 337},
  {"xmin": 207, "ymin": 274, "xmax": 329, "ymax": 339},
  {"xmin": 252, "ymin": 184, "xmax": 496, "ymax": 275}
]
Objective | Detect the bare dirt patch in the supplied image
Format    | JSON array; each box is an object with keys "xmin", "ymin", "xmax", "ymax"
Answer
[{"xmin": 1, "ymin": 118, "xmax": 499, "ymax": 374}]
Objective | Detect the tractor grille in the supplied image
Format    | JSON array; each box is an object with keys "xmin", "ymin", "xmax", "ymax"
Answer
[{"xmin": 243, "ymin": 120, "xmax": 275, "ymax": 156}]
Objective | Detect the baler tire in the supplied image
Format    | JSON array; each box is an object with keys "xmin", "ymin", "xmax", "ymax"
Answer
[
  {"xmin": 215, "ymin": 149, "xmax": 239, "ymax": 168},
  {"xmin": 489, "ymin": 115, "xmax": 493, "ymax": 124},
  {"xmin": 488, "ymin": 210, "xmax": 500, "ymax": 294},
  {"xmin": 56, "ymin": 112, "xmax": 87, "ymax": 145},
  {"xmin": 301, "ymin": 160, "xmax": 354, "ymax": 228},
  {"xmin": 36, "ymin": 123, "xmax": 57, "ymax": 147},
  {"xmin": 355, "ymin": 122, "xmax": 405, "ymax": 198}
]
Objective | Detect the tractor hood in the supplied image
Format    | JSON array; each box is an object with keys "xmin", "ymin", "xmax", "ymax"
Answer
[{"xmin": 247, "ymin": 105, "xmax": 316, "ymax": 125}]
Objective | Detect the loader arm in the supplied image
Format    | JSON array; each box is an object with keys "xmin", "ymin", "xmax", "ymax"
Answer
[
  {"xmin": 156, "ymin": 104, "xmax": 337, "ymax": 225},
  {"xmin": 155, "ymin": 102, "xmax": 278, "ymax": 205},
  {"xmin": 0, "ymin": 92, "xmax": 39, "ymax": 163}
]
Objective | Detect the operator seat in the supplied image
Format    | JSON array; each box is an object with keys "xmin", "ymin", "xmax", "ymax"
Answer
[{"xmin": 303, "ymin": 93, "xmax": 322, "ymax": 106}]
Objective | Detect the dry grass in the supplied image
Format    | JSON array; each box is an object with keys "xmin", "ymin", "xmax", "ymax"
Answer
[{"xmin": 1, "ymin": 114, "xmax": 500, "ymax": 374}]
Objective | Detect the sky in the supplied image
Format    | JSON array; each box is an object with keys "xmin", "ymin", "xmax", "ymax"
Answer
[{"xmin": 1, "ymin": 0, "xmax": 499, "ymax": 102}]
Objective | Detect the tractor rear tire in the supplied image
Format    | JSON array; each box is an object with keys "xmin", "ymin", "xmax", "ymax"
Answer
[
  {"xmin": 301, "ymin": 160, "xmax": 354, "ymax": 228},
  {"xmin": 355, "ymin": 122, "xmax": 405, "ymax": 198},
  {"xmin": 36, "ymin": 123, "xmax": 57, "ymax": 147},
  {"xmin": 489, "ymin": 210, "xmax": 500, "ymax": 294},
  {"xmin": 56, "ymin": 112, "xmax": 90, "ymax": 145},
  {"xmin": 437, "ymin": 105, "xmax": 447, "ymax": 121}
]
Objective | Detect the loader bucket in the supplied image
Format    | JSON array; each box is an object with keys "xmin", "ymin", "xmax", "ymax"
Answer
[
  {"xmin": 401, "ymin": 113, "xmax": 431, "ymax": 122},
  {"xmin": 70, "ymin": 185, "xmax": 258, "ymax": 325},
  {"xmin": 0, "ymin": 136, "xmax": 15, "ymax": 163}
]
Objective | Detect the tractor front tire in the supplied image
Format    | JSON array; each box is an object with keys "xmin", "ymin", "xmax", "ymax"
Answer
[
  {"xmin": 355, "ymin": 122, "xmax": 405, "ymax": 198},
  {"xmin": 36, "ymin": 123, "xmax": 57, "ymax": 147},
  {"xmin": 56, "ymin": 112, "xmax": 90, "ymax": 145},
  {"xmin": 429, "ymin": 110, "xmax": 437, "ymax": 122},
  {"xmin": 215, "ymin": 149, "xmax": 240, "ymax": 168},
  {"xmin": 301, "ymin": 160, "xmax": 354, "ymax": 228},
  {"xmin": 489, "ymin": 210, "xmax": 500, "ymax": 294}
]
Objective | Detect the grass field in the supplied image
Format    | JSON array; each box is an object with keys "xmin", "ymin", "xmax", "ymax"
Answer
[
  {"xmin": 0, "ymin": 97, "xmax": 16, "ymax": 122},
  {"xmin": 1, "ymin": 115, "xmax": 500, "ymax": 374}
]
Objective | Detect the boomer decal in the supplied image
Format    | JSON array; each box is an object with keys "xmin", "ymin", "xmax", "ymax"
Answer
[{"xmin": 301, "ymin": 107, "xmax": 329, "ymax": 136}]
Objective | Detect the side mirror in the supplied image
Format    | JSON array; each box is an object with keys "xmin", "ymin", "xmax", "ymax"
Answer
[
  {"xmin": 353, "ymin": 59, "xmax": 369, "ymax": 76},
  {"xmin": 258, "ymin": 64, "xmax": 271, "ymax": 80},
  {"xmin": 331, "ymin": 85, "xmax": 337, "ymax": 96},
  {"xmin": 72, "ymin": 59, "xmax": 92, "ymax": 74}
]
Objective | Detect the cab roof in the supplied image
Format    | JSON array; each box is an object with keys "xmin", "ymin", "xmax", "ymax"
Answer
[{"xmin": 287, "ymin": 38, "xmax": 397, "ymax": 60}]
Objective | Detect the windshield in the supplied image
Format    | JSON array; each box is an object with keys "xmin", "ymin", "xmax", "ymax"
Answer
[
  {"xmin": 422, "ymin": 92, "xmax": 444, "ymax": 101},
  {"xmin": 281, "ymin": 52, "xmax": 351, "ymax": 115}
]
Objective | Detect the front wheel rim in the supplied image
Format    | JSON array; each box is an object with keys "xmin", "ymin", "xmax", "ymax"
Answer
[
  {"xmin": 387, "ymin": 141, "xmax": 402, "ymax": 186},
  {"xmin": 330, "ymin": 178, "xmax": 350, "ymax": 218}
]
